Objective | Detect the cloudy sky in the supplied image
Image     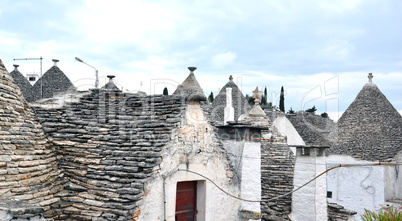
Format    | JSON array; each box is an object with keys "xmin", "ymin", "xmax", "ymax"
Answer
[{"xmin": 1, "ymin": 0, "xmax": 401, "ymax": 120}]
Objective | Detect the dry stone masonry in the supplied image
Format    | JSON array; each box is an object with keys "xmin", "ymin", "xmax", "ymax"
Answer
[
  {"xmin": 32, "ymin": 88, "xmax": 186, "ymax": 220},
  {"xmin": 0, "ymin": 59, "xmax": 64, "ymax": 219}
]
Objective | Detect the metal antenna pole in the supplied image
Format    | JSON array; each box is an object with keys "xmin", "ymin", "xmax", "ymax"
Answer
[{"xmin": 14, "ymin": 57, "xmax": 44, "ymax": 98}]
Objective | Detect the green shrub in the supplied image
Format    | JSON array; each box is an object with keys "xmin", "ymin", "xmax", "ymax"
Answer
[{"xmin": 361, "ymin": 207, "xmax": 401, "ymax": 221}]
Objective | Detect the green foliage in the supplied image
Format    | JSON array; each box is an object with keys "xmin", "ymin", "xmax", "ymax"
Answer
[
  {"xmin": 261, "ymin": 102, "xmax": 273, "ymax": 110},
  {"xmin": 279, "ymin": 86, "xmax": 285, "ymax": 112},
  {"xmin": 305, "ymin": 105, "xmax": 317, "ymax": 113},
  {"xmin": 321, "ymin": 112, "xmax": 329, "ymax": 118},
  {"xmin": 246, "ymin": 94, "xmax": 255, "ymax": 105},
  {"xmin": 163, "ymin": 87, "xmax": 168, "ymax": 95},
  {"xmin": 208, "ymin": 91, "xmax": 214, "ymax": 103},
  {"xmin": 287, "ymin": 107, "xmax": 295, "ymax": 114},
  {"xmin": 361, "ymin": 207, "xmax": 401, "ymax": 221}
]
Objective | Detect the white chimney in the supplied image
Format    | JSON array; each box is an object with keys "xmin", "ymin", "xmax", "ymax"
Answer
[
  {"xmin": 52, "ymin": 59, "xmax": 59, "ymax": 66},
  {"xmin": 224, "ymin": 87, "xmax": 234, "ymax": 125}
]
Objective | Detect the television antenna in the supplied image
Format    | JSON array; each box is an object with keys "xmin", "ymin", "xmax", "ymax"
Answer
[{"xmin": 13, "ymin": 56, "xmax": 43, "ymax": 98}]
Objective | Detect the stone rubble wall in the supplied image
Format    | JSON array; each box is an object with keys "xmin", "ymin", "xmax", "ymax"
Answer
[
  {"xmin": 327, "ymin": 203, "xmax": 357, "ymax": 221},
  {"xmin": 32, "ymin": 90, "xmax": 185, "ymax": 220},
  {"xmin": 0, "ymin": 59, "xmax": 64, "ymax": 219},
  {"xmin": 260, "ymin": 130, "xmax": 295, "ymax": 221},
  {"xmin": 0, "ymin": 197, "xmax": 47, "ymax": 221}
]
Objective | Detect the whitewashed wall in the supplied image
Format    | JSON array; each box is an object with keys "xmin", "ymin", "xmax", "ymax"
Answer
[
  {"xmin": 384, "ymin": 151, "xmax": 402, "ymax": 208},
  {"xmin": 291, "ymin": 147, "xmax": 327, "ymax": 221},
  {"xmin": 273, "ymin": 114, "xmax": 305, "ymax": 154},
  {"xmin": 240, "ymin": 142, "xmax": 261, "ymax": 217},
  {"xmin": 326, "ymin": 155, "xmax": 385, "ymax": 221}
]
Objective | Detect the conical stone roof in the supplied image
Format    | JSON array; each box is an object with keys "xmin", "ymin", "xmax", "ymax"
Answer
[
  {"xmin": 9, "ymin": 65, "xmax": 32, "ymax": 101},
  {"xmin": 101, "ymin": 75, "xmax": 121, "ymax": 91},
  {"xmin": 331, "ymin": 74, "xmax": 402, "ymax": 161},
  {"xmin": 211, "ymin": 75, "xmax": 250, "ymax": 122},
  {"xmin": 173, "ymin": 67, "xmax": 206, "ymax": 101},
  {"xmin": 28, "ymin": 64, "xmax": 75, "ymax": 102},
  {"xmin": 0, "ymin": 59, "xmax": 62, "ymax": 217}
]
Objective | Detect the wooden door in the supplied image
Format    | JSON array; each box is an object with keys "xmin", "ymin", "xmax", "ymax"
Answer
[{"xmin": 175, "ymin": 181, "xmax": 197, "ymax": 221}]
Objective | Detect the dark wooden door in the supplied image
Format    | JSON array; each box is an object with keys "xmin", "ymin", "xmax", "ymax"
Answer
[{"xmin": 175, "ymin": 181, "xmax": 197, "ymax": 221}]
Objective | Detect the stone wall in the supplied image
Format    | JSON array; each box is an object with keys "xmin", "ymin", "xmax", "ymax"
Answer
[
  {"xmin": 328, "ymin": 203, "xmax": 357, "ymax": 221},
  {"xmin": 0, "ymin": 59, "xmax": 63, "ymax": 219},
  {"xmin": 0, "ymin": 197, "xmax": 46, "ymax": 221},
  {"xmin": 32, "ymin": 90, "xmax": 185, "ymax": 220},
  {"xmin": 260, "ymin": 139, "xmax": 295, "ymax": 220}
]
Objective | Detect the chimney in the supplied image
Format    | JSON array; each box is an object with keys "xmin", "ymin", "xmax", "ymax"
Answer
[
  {"xmin": 224, "ymin": 87, "xmax": 234, "ymax": 124},
  {"xmin": 107, "ymin": 75, "xmax": 115, "ymax": 82},
  {"xmin": 52, "ymin": 59, "xmax": 59, "ymax": 67},
  {"xmin": 13, "ymin": 64, "xmax": 19, "ymax": 71},
  {"xmin": 188, "ymin": 67, "xmax": 197, "ymax": 74}
]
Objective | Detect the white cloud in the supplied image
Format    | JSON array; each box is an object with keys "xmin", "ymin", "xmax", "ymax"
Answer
[
  {"xmin": 319, "ymin": 0, "xmax": 362, "ymax": 14},
  {"xmin": 210, "ymin": 52, "xmax": 237, "ymax": 69},
  {"xmin": 319, "ymin": 39, "xmax": 355, "ymax": 60}
]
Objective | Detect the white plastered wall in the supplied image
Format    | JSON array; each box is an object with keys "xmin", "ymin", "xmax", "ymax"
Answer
[
  {"xmin": 326, "ymin": 155, "xmax": 385, "ymax": 221},
  {"xmin": 240, "ymin": 142, "xmax": 261, "ymax": 217},
  {"xmin": 273, "ymin": 114, "xmax": 305, "ymax": 154},
  {"xmin": 291, "ymin": 148, "xmax": 327, "ymax": 221}
]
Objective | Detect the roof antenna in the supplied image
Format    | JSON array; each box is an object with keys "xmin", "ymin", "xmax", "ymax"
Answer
[{"xmin": 14, "ymin": 56, "xmax": 43, "ymax": 98}]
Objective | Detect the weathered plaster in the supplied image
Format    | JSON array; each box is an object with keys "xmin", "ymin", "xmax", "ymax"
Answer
[
  {"xmin": 138, "ymin": 102, "xmax": 240, "ymax": 221},
  {"xmin": 326, "ymin": 155, "xmax": 385, "ymax": 221}
]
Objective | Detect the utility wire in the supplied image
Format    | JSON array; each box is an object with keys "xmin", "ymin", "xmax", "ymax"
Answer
[{"xmin": 166, "ymin": 162, "xmax": 402, "ymax": 203}]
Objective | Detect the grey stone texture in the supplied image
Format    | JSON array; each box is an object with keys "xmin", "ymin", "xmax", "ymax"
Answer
[
  {"xmin": 211, "ymin": 77, "xmax": 251, "ymax": 123},
  {"xmin": 260, "ymin": 128, "xmax": 294, "ymax": 221},
  {"xmin": 32, "ymin": 88, "xmax": 185, "ymax": 220},
  {"xmin": 285, "ymin": 111, "xmax": 337, "ymax": 146},
  {"xmin": 27, "ymin": 65, "xmax": 76, "ymax": 102},
  {"xmin": 101, "ymin": 76, "xmax": 121, "ymax": 91},
  {"xmin": 331, "ymin": 82, "xmax": 402, "ymax": 161},
  {"xmin": 173, "ymin": 67, "xmax": 207, "ymax": 102},
  {"xmin": 0, "ymin": 197, "xmax": 46, "ymax": 221},
  {"xmin": 327, "ymin": 203, "xmax": 357, "ymax": 221},
  {"xmin": 9, "ymin": 66, "xmax": 32, "ymax": 101},
  {"xmin": 0, "ymin": 59, "xmax": 64, "ymax": 219}
]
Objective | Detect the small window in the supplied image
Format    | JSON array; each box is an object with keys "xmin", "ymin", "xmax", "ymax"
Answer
[
  {"xmin": 327, "ymin": 191, "xmax": 332, "ymax": 198},
  {"xmin": 28, "ymin": 77, "xmax": 36, "ymax": 81}
]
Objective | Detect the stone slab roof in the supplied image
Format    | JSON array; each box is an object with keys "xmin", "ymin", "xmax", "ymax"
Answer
[
  {"xmin": 173, "ymin": 67, "xmax": 206, "ymax": 101},
  {"xmin": 9, "ymin": 67, "xmax": 32, "ymax": 101},
  {"xmin": 32, "ymin": 90, "xmax": 186, "ymax": 220},
  {"xmin": 331, "ymin": 81, "xmax": 402, "ymax": 161},
  {"xmin": 211, "ymin": 76, "xmax": 250, "ymax": 123},
  {"xmin": 0, "ymin": 59, "xmax": 63, "ymax": 218},
  {"xmin": 27, "ymin": 65, "xmax": 75, "ymax": 102},
  {"xmin": 286, "ymin": 112, "xmax": 337, "ymax": 146}
]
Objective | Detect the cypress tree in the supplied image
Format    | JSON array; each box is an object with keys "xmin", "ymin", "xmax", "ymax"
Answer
[
  {"xmin": 262, "ymin": 87, "xmax": 267, "ymax": 105},
  {"xmin": 208, "ymin": 91, "xmax": 214, "ymax": 103},
  {"xmin": 163, "ymin": 87, "xmax": 168, "ymax": 95},
  {"xmin": 279, "ymin": 86, "xmax": 285, "ymax": 112}
]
